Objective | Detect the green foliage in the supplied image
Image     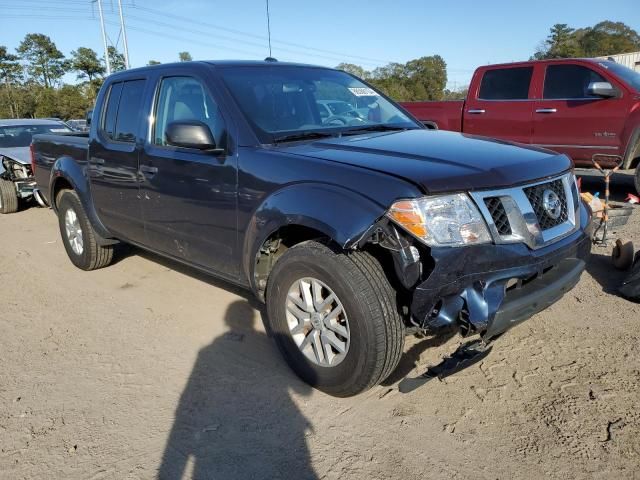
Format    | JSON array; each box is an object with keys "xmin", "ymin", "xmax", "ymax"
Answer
[
  {"xmin": 107, "ymin": 46, "xmax": 126, "ymax": 72},
  {"xmin": 442, "ymin": 87, "xmax": 469, "ymax": 100},
  {"xmin": 337, "ymin": 56, "xmax": 448, "ymax": 101},
  {"xmin": 16, "ymin": 33, "xmax": 68, "ymax": 88},
  {"xmin": 71, "ymin": 47, "xmax": 105, "ymax": 82},
  {"xmin": 178, "ymin": 51, "xmax": 192, "ymax": 62},
  {"xmin": 534, "ymin": 21, "xmax": 640, "ymax": 59},
  {"xmin": 147, "ymin": 60, "xmax": 162, "ymax": 66}
]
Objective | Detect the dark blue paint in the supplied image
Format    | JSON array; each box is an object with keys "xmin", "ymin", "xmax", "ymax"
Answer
[{"xmin": 32, "ymin": 61, "xmax": 583, "ymax": 299}]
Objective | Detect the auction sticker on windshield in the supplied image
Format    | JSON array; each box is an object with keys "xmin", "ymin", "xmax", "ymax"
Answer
[{"xmin": 348, "ymin": 87, "xmax": 378, "ymax": 97}]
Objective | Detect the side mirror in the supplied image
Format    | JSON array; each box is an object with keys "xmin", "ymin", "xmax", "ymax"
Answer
[
  {"xmin": 86, "ymin": 109, "xmax": 93, "ymax": 126},
  {"xmin": 587, "ymin": 81, "xmax": 618, "ymax": 98},
  {"xmin": 165, "ymin": 120, "xmax": 222, "ymax": 152}
]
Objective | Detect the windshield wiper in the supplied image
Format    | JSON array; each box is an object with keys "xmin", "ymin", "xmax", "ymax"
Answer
[
  {"xmin": 341, "ymin": 125, "xmax": 412, "ymax": 136},
  {"xmin": 273, "ymin": 131, "xmax": 336, "ymax": 143}
]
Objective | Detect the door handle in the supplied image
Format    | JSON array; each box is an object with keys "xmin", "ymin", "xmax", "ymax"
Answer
[
  {"xmin": 467, "ymin": 109, "xmax": 486, "ymax": 114},
  {"xmin": 535, "ymin": 108, "xmax": 557, "ymax": 114},
  {"xmin": 140, "ymin": 165, "xmax": 158, "ymax": 176}
]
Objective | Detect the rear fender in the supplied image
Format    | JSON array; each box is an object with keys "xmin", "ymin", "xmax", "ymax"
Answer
[
  {"xmin": 50, "ymin": 157, "xmax": 114, "ymax": 242},
  {"xmin": 243, "ymin": 183, "xmax": 386, "ymax": 289}
]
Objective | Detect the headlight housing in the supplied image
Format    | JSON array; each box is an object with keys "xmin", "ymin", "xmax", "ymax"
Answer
[{"xmin": 386, "ymin": 193, "xmax": 492, "ymax": 247}]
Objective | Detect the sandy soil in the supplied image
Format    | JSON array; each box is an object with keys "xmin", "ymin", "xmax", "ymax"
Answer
[{"xmin": 1, "ymin": 173, "xmax": 639, "ymax": 480}]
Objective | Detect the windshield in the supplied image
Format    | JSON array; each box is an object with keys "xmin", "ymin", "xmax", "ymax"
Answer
[
  {"xmin": 597, "ymin": 61, "xmax": 640, "ymax": 92},
  {"xmin": 219, "ymin": 66, "xmax": 419, "ymax": 143},
  {"xmin": 0, "ymin": 124, "xmax": 72, "ymax": 148}
]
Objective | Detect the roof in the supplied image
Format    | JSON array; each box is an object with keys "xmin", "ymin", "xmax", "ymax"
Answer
[
  {"xmin": 0, "ymin": 118, "xmax": 67, "ymax": 127},
  {"xmin": 108, "ymin": 59, "xmax": 330, "ymax": 77},
  {"xmin": 479, "ymin": 58, "xmax": 607, "ymax": 69}
]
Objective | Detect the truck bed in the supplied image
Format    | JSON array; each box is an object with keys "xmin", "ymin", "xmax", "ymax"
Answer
[
  {"xmin": 400, "ymin": 101, "xmax": 464, "ymax": 131},
  {"xmin": 32, "ymin": 132, "xmax": 89, "ymax": 205}
]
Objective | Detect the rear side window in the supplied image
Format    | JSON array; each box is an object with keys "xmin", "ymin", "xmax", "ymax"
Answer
[
  {"xmin": 543, "ymin": 65, "xmax": 607, "ymax": 99},
  {"xmin": 478, "ymin": 67, "xmax": 533, "ymax": 100},
  {"xmin": 102, "ymin": 82, "xmax": 123, "ymax": 140},
  {"xmin": 100, "ymin": 79, "xmax": 146, "ymax": 142}
]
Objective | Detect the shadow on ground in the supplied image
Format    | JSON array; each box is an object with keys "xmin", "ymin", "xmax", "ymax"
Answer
[{"xmin": 157, "ymin": 300, "xmax": 318, "ymax": 480}]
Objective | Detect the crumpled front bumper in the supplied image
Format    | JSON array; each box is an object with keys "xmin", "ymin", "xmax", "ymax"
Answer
[{"xmin": 411, "ymin": 203, "xmax": 593, "ymax": 340}]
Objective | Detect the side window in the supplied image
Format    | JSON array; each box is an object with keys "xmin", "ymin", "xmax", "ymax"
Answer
[
  {"xmin": 153, "ymin": 76, "xmax": 226, "ymax": 148},
  {"xmin": 100, "ymin": 80, "xmax": 145, "ymax": 142},
  {"xmin": 114, "ymin": 80, "xmax": 146, "ymax": 142},
  {"xmin": 478, "ymin": 67, "xmax": 533, "ymax": 100},
  {"xmin": 102, "ymin": 82, "xmax": 122, "ymax": 140},
  {"xmin": 543, "ymin": 65, "xmax": 607, "ymax": 99}
]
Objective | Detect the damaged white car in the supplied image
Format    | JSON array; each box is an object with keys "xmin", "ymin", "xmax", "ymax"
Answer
[{"xmin": 0, "ymin": 119, "xmax": 72, "ymax": 213}]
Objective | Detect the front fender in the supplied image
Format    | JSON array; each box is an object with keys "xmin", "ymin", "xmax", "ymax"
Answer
[
  {"xmin": 243, "ymin": 182, "xmax": 387, "ymax": 288},
  {"xmin": 50, "ymin": 157, "xmax": 113, "ymax": 242}
]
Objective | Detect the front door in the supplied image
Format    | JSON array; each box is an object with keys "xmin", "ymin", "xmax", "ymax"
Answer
[
  {"xmin": 139, "ymin": 74, "xmax": 239, "ymax": 278},
  {"xmin": 531, "ymin": 63, "xmax": 627, "ymax": 166},
  {"xmin": 89, "ymin": 78, "xmax": 147, "ymax": 241},
  {"xmin": 463, "ymin": 66, "xmax": 535, "ymax": 144}
]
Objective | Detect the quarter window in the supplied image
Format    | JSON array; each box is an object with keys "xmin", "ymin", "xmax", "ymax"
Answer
[
  {"xmin": 478, "ymin": 67, "xmax": 533, "ymax": 100},
  {"xmin": 100, "ymin": 79, "xmax": 146, "ymax": 142},
  {"xmin": 543, "ymin": 65, "xmax": 607, "ymax": 99},
  {"xmin": 153, "ymin": 76, "xmax": 226, "ymax": 148}
]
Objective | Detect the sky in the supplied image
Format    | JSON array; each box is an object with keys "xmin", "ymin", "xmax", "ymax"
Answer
[{"xmin": 1, "ymin": 0, "xmax": 639, "ymax": 89}]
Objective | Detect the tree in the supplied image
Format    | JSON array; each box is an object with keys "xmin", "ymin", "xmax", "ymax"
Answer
[
  {"xmin": 533, "ymin": 24, "xmax": 580, "ymax": 59},
  {"xmin": 178, "ymin": 51, "xmax": 192, "ymax": 62},
  {"xmin": 16, "ymin": 33, "xmax": 68, "ymax": 87},
  {"xmin": 70, "ymin": 47, "xmax": 105, "ymax": 82},
  {"xmin": 107, "ymin": 46, "xmax": 126, "ymax": 72},
  {"xmin": 579, "ymin": 21, "xmax": 640, "ymax": 57},
  {"xmin": 533, "ymin": 21, "xmax": 640, "ymax": 60},
  {"xmin": 335, "ymin": 63, "xmax": 368, "ymax": 79},
  {"xmin": 0, "ymin": 45, "xmax": 24, "ymax": 118},
  {"xmin": 147, "ymin": 60, "xmax": 161, "ymax": 66}
]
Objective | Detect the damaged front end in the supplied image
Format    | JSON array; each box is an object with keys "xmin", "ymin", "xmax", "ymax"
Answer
[
  {"xmin": 363, "ymin": 172, "xmax": 593, "ymax": 341},
  {"xmin": 1, "ymin": 155, "xmax": 40, "ymax": 203}
]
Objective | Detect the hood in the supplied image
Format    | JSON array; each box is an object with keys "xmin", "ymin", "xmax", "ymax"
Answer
[
  {"xmin": 0, "ymin": 147, "xmax": 31, "ymax": 165},
  {"xmin": 284, "ymin": 130, "xmax": 571, "ymax": 193}
]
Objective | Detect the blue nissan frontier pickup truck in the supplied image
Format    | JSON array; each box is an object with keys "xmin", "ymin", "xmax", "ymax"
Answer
[{"xmin": 32, "ymin": 60, "xmax": 592, "ymax": 396}]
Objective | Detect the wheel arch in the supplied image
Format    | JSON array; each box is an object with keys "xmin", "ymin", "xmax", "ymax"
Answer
[
  {"xmin": 243, "ymin": 183, "xmax": 387, "ymax": 297},
  {"xmin": 49, "ymin": 157, "xmax": 114, "ymax": 243}
]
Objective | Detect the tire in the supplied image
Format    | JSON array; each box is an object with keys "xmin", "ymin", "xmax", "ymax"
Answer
[
  {"xmin": 57, "ymin": 190, "xmax": 114, "ymax": 270},
  {"xmin": 0, "ymin": 178, "xmax": 18, "ymax": 214},
  {"xmin": 634, "ymin": 164, "xmax": 640, "ymax": 196},
  {"xmin": 266, "ymin": 240, "xmax": 405, "ymax": 397}
]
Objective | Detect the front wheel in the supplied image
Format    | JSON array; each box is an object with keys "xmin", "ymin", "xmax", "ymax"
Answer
[
  {"xmin": 634, "ymin": 164, "xmax": 640, "ymax": 196},
  {"xmin": 0, "ymin": 178, "xmax": 18, "ymax": 214},
  {"xmin": 266, "ymin": 241, "xmax": 405, "ymax": 397},
  {"xmin": 57, "ymin": 190, "xmax": 114, "ymax": 271}
]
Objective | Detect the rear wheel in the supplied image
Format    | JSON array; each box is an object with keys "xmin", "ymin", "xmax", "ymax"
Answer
[
  {"xmin": 634, "ymin": 164, "xmax": 640, "ymax": 196},
  {"xmin": 57, "ymin": 190, "xmax": 114, "ymax": 270},
  {"xmin": 0, "ymin": 178, "xmax": 18, "ymax": 214},
  {"xmin": 266, "ymin": 241, "xmax": 405, "ymax": 397}
]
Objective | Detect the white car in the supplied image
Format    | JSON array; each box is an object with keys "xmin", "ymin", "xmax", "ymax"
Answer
[{"xmin": 0, "ymin": 119, "xmax": 72, "ymax": 213}]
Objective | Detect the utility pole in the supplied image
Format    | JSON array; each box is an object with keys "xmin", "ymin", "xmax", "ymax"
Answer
[
  {"xmin": 117, "ymin": 0, "xmax": 130, "ymax": 69},
  {"xmin": 94, "ymin": 0, "xmax": 111, "ymax": 75}
]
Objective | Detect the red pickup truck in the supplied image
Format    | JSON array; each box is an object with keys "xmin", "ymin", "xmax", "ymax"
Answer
[{"xmin": 401, "ymin": 59, "xmax": 640, "ymax": 193}]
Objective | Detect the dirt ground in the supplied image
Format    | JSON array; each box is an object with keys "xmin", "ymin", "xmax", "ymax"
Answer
[{"xmin": 1, "ymin": 172, "xmax": 639, "ymax": 480}]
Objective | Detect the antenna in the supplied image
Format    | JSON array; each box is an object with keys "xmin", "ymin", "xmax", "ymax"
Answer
[{"xmin": 265, "ymin": 0, "xmax": 272, "ymax": 58}]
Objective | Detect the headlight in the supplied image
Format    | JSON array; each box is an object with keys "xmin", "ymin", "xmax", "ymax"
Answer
[{"xmin": 386, "ymin": 193, "xmax": 492, "ymax": 246}]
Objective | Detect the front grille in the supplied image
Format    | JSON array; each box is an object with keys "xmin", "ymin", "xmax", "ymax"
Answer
[
  {"xmin": 524, "ymin": 179, "xmax": 568, "ymax": 230},
  {"xmin": 484, "ymin": 197, "xmax": 512, "ymax": 235}
]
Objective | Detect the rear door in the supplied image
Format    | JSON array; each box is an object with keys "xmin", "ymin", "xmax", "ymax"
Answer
[
  {"xmin": 463, "ymin": 66, "xmax": 535, "ymax": 144},
  {"xmin": 531, "ymin": 63, "xmax": 628, "ymax": 166},
  {"xmin": 139, "ymin": 71, "xmax": 239, "ymax": 278},
  {"xmin": 89, "ymin": 78, "xmax": 147, "ymax": 241}
]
